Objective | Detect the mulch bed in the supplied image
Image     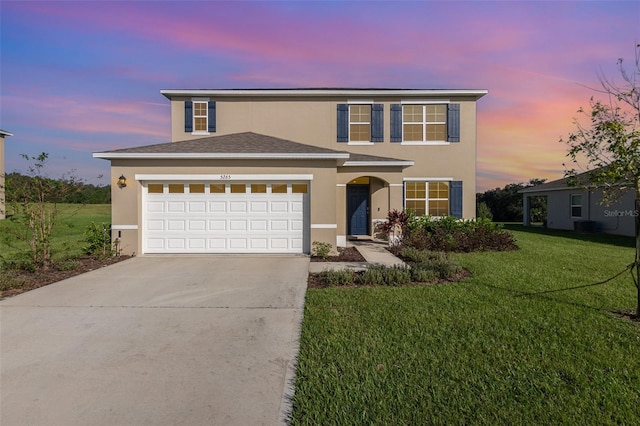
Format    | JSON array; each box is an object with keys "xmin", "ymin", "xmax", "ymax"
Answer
[
  {"xmin": 1, "ymin": 256, "xmax": 132, "ymax": 299},
  {"xmin": 310, "ymin": 247, "xmax": 366, "ymax": 262}
]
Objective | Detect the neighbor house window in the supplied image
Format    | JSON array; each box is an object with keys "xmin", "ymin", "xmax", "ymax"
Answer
[
  {"xmin": 571, "ymin": 194, "xmax": 582, "ymax": 218},
  {"xmin": 349, "ymin": 105, "xmax": 371, "ymax": 142},
  {"xmin": 193, "ymin": 101, "xmax": 208, "ymax": 132},
  {"xmin": 403, "ymin": 104, "xmax": 446, "ymax": 142},
  {"xmin": 404, "ymin": 181, "xmax": 450, "ymax": 216}
]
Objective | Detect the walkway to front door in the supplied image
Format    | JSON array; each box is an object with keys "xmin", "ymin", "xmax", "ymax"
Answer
[{"xmin": 347, "ymin": 184, "xmax": 369, "ymax": 235}]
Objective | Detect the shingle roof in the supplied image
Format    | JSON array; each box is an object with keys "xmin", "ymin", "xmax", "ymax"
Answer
[
  {"xmin": 93, "ymin": 132, "xmax": 414, "ymax": 168},
  {"xmin": 97, "ymin": 132, "xmax": 347, "ymax": 155}
]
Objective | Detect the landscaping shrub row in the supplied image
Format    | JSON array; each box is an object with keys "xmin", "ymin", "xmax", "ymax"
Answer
[
  {"xmin": 401, "ymin": 215, "xmax": 518, "ymax": 252},
  {"xmin": 313, "ymin": 249, "xmax": 464, "ymax": 287}
]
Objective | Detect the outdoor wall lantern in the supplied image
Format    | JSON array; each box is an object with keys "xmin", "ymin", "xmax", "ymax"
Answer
[{"xmin": 117, "ymin": 175, "xmax": 127, "ymax": 189}]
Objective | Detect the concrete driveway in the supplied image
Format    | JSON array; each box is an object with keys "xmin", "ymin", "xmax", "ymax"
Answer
[{"xmin": 0, "ymin": 255, "xmax": 309, "ymax": 426}]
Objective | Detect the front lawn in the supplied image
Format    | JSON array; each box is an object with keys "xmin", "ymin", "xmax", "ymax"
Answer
[{"xmin": 291, "ymin": 226, "xmax": 639, "ymax": 424}]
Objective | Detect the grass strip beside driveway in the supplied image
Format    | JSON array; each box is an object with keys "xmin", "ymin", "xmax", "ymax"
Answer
[{"xmin": 291, "ymin": 227, "xmax": 639, "ymax": 425}]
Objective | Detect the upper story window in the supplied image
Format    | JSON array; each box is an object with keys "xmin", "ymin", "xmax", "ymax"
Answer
[
  {"xmin": 193, "ymin": 101, "xmax": 208, "ymax": 132},
  {"xmin": 403, "ymin": 105, "xmax": 446, "ymax": 142},
  {"xmin": 349, "ymin": 105, "xmax": 371, "ymax": 142},
  {"xmin": 391, "ymin": 103, "xmax": 460, "ymax": 143},
  {"xmin": 184, "ymin": 99, "xmax": 216, "ymax": 134},
  {"xmin": 337, "ymin": 103, "xmax": 383, "ymax": 143}
]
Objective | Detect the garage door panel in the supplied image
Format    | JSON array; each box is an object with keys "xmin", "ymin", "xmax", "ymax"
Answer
[
  {"xmin": 144, "ymin": 183, "xmax": 308, "ymax": 254},
  {"xmin": 209, "ymin": 201, "xmax": 226, "ymax": 212},
  {"xmin": 189, "ymin": 220, "xmax": 206, "ymax": 231},
  {"xmin": 229, "ymin": 202, "xmax": 247, "ymax": 212},
  {"xmin": 168, "ymin": 202, "xmax": 186, "ymax": 213},
  {"xmin": 188, "ymin": 201, "xmax": 206, "ymax": 212},
  {"xmin": 250, "ymin": 220, "xmax": 268, "ymax": 231},
  {"xmin": 229, "ymin": 220, "xmax": 247, "ymax": 231},
  {"xmin": 147, "ymin": 202, "xmax": 164, "ymax": 213},
  {"xmin": 209, "ymin": 220, "xmax": 226, "ymax": 231}
]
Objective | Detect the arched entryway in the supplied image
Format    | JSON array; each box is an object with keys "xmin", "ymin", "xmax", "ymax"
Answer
[{"xmin": 346, "ymin": 176, "xmax": 390, "ymax": 236}]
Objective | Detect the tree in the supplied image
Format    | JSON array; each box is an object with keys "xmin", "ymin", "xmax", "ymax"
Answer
[
  {"xmin": 477, "ymin": 178, "xmax": 546, "ymax": 222},
  {"xmin": 561, "ymin": 44, "xmax": 640, "ymax": 318}
]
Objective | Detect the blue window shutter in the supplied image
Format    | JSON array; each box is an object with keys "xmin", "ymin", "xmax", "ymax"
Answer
[
  {"xmin": 371, "ymin": 104, "xmax": 384, "ymax": 142},
  {"xmin": 450, "ymin": 181, "xmax": 463, "ymax": 218},
  {"xmin": 337, "ymin": 104, "xmax": 348, "ymax": 142},
  {"xmin": 184, "ymin": 101, "xmax": 193, "ymax": 133},
  {"xmin": 390, "ymin": 104, "xmax": 402, "ymax": 142},
  {"xmin": 207, "ymin": 101, "xmax": 216, "ymax": 132},
  {"xmin": 447, "ymin": 103, "xmax": 460, "ymax": 142}
]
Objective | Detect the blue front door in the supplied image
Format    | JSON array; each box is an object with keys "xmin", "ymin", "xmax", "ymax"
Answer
[{"xmin": 347, "ymin": 185, "xmax": 369, "ymax": 235}]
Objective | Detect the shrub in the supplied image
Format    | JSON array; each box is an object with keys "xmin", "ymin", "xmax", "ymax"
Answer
[
  {"xmin": 312, "ymin": 241, "xmax": 332, "ymax": 259},
  {"xmin": 410, "ymin": 267, "xmax": 439, "ymax": 283},
  {"xmin": 403, "ymin": 216, "xmax": 517, "ymax": 252},
  {"xmin": 56, "ymin": 259, "xmax": 80, "ymax": 271},
  {"xmin": 83, "ymin": 222, "xmax": 114, "ymax": 257},
  {"xmin": 361, "ymin": 265, "xmax": 412, "ymax": 286},
  {"xmin": 318, "ymin": 269, "xmax": 356, "ymax": 286}
]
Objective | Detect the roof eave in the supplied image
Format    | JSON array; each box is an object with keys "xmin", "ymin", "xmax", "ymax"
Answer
[
  {"xmin": 92, "ymin": 152, "xmax": 350, "ymax": 160},
  {"xmin": 161, "ymin": 89, "xmax": 489, "ymax": 100},
  {"xmin": 341, "ymin": 160, "xmax": 415, "ymax": 167}
]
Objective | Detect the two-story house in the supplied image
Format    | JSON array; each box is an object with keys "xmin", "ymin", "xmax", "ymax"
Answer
[{"xmin": 93, "ymin": 88, "xmax": 487, "ymax": 255}]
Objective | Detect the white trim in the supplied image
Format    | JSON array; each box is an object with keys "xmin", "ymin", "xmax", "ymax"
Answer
[
  {"xmin": 342, "ymin": 160, "xmax": 414, "ymax": 167},
  {"xmin": 389, "ymin": 183, "xmax": 404, "ymax": 187},
  {"xmin": 347, "ymin": 142, "xmax": 375, "ymax": 146},
  {"xmin": 136, "ymin": 174, "xmax": 314, "ymax": 181},
  {"xmin": 403, "ymin": 177, "xmax": 454, "ymax": 182},
  {"xmin": 401, "ymin": 99, "xmax": 450, "ymax": 104},
  {"xmin": 311, "ymin": 224, "xmax": 338, "ymax": 229},
  {"xmin": 161, "ymin": 89, "xmax": 488, "ymax": 98},
  {"xmin": 336, "ymin": 184, "xmax": 347, "ymax": 187},
  {"xmin": 191, "ymin": 97, "xmax": 210, "ymax": 102},
  {"xmin": 336, "ymin": 235, "xmax": 347, "ymax": 247},
  {"xmin": 94, "ymin": 152, "xmax": 350, "ymax": 160},
  {"xmin": 191, "ymin": 131, "xmax": 210, "ymax": 136},
  {"xmin": 347, "ymin": 99, "xmax": 374, "ymax": 104},
  {"xmin": 400, "ymin": 141, "xmax": 450, "ymax": 146},
  {"xmin": 0, "ymin": 130, "xmax": 13, "ymax": 137},
  {"xmin": 111, "ymin": 225, "xmax": 138, "ymax": 230}
]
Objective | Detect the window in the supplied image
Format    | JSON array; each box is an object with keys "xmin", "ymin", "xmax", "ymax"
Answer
[
  {"xmin": 292, "ymin": 184, "xmax": 308, "ymax": 194},
  {"xmin": 148, "ymin": 184, "xmax": 163, "ymax": 194},
  {"xmin": 189, "ymin": 184, "xmax": 205, "ymax": 193},
  {"xmin": 404, "ymin": 181, "xmax": 450, "ymax": 216},
  {"xmin": 271, "ymin": 184, "xmax": 287, "ymax": 194},
  {"xmin": 349, "ymin": 105, "xmax": 371, "ymax": 142},
  {"xmin": 571, "ymin": 194, "xmax": 582, "ymax": 218},
  {"xmin": 210, "ymin": 184, "xmax": 225, "ymax": 194},
  {"xmin": 193, "ymin": 101, "xmax": 208, "ymax": 132},
  {"xmin": 230, "ymin": 184, "xmax": 246, "ymax": 194},
  {"xmin": 251, "ymin": 184, "xmax": 267, "ymax": 193},
  {"xmin": 403, "ymin": 104, "xmax": 446, "ymax": 142},
  {"xmin": 168, "ymin": 184, "xmax": 184, "ymax": 194}
]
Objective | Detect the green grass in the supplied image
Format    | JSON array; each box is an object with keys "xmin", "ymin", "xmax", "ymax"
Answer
[
  {"xmin": 291, "ymin": 226, "xmax": 639, "ymax": 425},
  {"xmin": 0, "ymin": 203, "xmax": 111, "ymax": 266}
]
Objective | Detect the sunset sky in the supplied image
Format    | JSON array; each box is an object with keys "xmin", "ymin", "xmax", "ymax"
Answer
[{"xmin": 1, "ymin": 1, "xmax": 638, "ymax": 192}]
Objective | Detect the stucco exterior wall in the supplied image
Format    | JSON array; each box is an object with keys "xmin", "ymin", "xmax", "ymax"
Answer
[
  {"xmin": 169, "ymin": 95, "xmax": 478, "ymax": 219},
  {"xmin": 532, "ymin": 188, "xmax": 636, "ymax": 237},
  {"xmin": 110, "ymin": 158, "xmax": 339, "ymax": 255}
]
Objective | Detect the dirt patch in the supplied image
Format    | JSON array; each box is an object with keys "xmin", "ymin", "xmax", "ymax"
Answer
[
  {"xmin": 310, "ymin": 247, "xmax": 365, "ymax": 262},
  {"xmin": 0, "ymin": 256, "xmax": 132, "ymax": 299}
]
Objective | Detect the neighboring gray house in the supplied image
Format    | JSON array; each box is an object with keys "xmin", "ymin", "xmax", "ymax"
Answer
[
  {"xmin": 521, "ymin": 172, "xmax": 636, "ymax": 237},
  {"xmin": 0, "ymin": 129, "xmax": 13, "ymax": 220}
]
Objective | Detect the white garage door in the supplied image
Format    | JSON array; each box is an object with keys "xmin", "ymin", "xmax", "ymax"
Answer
[{"xmin": 143, "ymin": 182, "xmax": 309, "ymax": 254}]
